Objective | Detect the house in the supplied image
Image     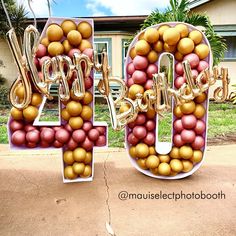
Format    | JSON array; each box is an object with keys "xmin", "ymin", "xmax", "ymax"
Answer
[{"xmin": 0, "ymin": 0, "xmax": 235, "ymax": 98}]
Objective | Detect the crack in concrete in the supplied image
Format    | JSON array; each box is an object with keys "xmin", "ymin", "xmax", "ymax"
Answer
[{"xmin": 103, "ymin": 153, "xmax": 115, "ymax": 236}]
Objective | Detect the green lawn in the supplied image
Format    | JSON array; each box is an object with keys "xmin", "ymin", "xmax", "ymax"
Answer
[{"xmin": 1, "ymin": 102, "xmax": 236, "ymax": 147}]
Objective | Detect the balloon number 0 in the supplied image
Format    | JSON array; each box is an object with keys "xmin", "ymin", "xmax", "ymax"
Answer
[
  {"xmin": 124, "ymin": 22, "xmax": 211, "ymax": 179},
  {"xmin": 7, "ymin": 18, "xmax": 107, "ymax": 183}
]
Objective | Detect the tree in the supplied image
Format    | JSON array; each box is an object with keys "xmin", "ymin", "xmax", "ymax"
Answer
[
  {"xmin": 0, "ymin": 0, "xmax": 28, "ymax": 40},
  {"xmin": 129, "ymin": 0, "xmax": 227, "ymax": 66}
]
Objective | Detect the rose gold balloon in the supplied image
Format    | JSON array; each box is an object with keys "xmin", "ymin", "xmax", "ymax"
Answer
[
  {"xmin": 64, "ymin": 124, "xmax": 73, "ymax": 133},
  {"xmin": 67, "ymin": 137, "xmax": 78, "ymax": 150},
  {"xmin": 82, "ymin": 121, "xmax": 93, "ymax": 132},
  {"xmin": 68, "ymin": 48, "xmax": 81, "ymax": 58},
  {"xmin": 173, "ymin": 119, "xmax": 184, "ymax": 133},
  {"xmin": 146, "ymin": 64, "xmax": 158, "ymax": 79},
  {"xmin": 72, "ymin": 129, "xmax": 86, "ymax": 143},
  {"xmin": 143, "ymin": 132, "xmax": 155, "ymax": 145},
  {"xmin": 127, "ymin": 133, "xmax": 139, "ymax": 146},
  {"xmin": 88, "ymin": 128, "xmax": 100, "ymax": 141},
  {"xmin": 11, "ymin": 130, "xmax": 26, "ymax": 146},
  {"xmin": 127, "ymin": 77, "xmax": 134, "ymax": 87},
  {"xmin": 132, "ymin": 70, "xmax": 147, "ymax": 84},
  {"xmin": 84, "ymin": 76, "xmax": 93, "ymax": 90},
  {"xmin": 24, "ymin": 124, "xmax": 36, "ymax": 132},
  {"xmin": 194, "ymin": 120, "xmax": 206, "ymax": 135},
  {"xmin": 81, "ymin": 137, "xmax": 94, "ymax": 151},
  {"xmin": 197, "ymin": 60, "xmax": 209, "ymax": 72},
  {"xmin": 175, "ymin": 62, "xmax": 184, "ymax": 75},
  {"xmin": 174, "ymin": 76, "xmax": 186, "ymax": 89},
  {"xmin": 133, "ymin": 126, "xmax": 147, "ymax": 140},
  {"xmin": 36, "ymin": 44, "xmax": 47, "ymax": 58},
  {"xmin": 183, "ymin": 53, "xmax": 200, "ymax": 69},
  {"xmin": 83, "ymin": 48, "xmax": 93, "ymax": 60},
  {"xmin": 192, "ymin": 135, "xmax": 205, "ymax": 149},
  {"xmin": 10, "ymin": 120, "xmax": 24, "ymax": 132},
  {"xmin": 53, "ymin": 140, "xmax": 64, "ymax": 148},
  {"xmin": 181, "ymin": 129, "xmax": 196, "ymax": 143},
  {"xmin": 40, "ymin": 128, "xmax": 55, "ymax": 143},
  {"xmin": 173, "ymin": 134, "xmax": 185, "ymax": 147},
  {"xmin": 26, "ymin": 130, "xmax": 40, "ymax": 143},
  {"xmin": 144, "ymin": 79, "xmax": 154, "ymax": 90},
  {"xmin": 40, "ymin": 140, "xmax": 50, "ymax": 148},
  {"xmin": 95, "ymin": 135, "xmax": 106, "ymax": 146},
  {"xmin": 55, "ymin": 128, "xmax": 70, "ymax": 143},
  {"xmin": 135, "ymin": 114, "xmax": 146, "ymax": 125},
  {"xmin": 181, "ymin": 115, "xmax": 197, "ymax": 129},
  {"xmin": 127, "ymin": 62, "xmax": 135, "ymax": 75},
  {"xmin": 145, "ymin": 120, "xmax": 155, "ymax": 131},
  {"xmin": 96, "ymin": 127, "xmax": 106, "ymax": 135},
  {"xmin": 133, "ymin": 55, "xmax": 148, "ymax": 70}
]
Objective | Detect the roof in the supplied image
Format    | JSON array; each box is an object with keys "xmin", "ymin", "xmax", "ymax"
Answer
[{"xmin": 189, "ymin": 0, "xmax": 212, "ymax": 9}]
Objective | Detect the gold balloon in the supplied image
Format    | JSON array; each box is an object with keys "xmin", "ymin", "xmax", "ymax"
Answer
[
  {"xmin": 175, "ymin": 24, "xmax": 189, "ymax": 38},
  {"xmin": 193, "ymin": 104, "xmax": 205, "ymax": 119},
  {"xmin": 73, "ymin": 162, "xmax": 85, "ymax": 175},
  {"xmin": 41, "ymin": 37, "xmax": 50, "ymax": 47},
  {"xmin": 194, "ymin": 93, "xmax": 207, "ymax": 104},
  {"xmin": 177, "ymin": 38, "xmax": 194, "ymax": 55},
  {"xmin": 146, "ymin": 155, "xmax": 160, "ymax": 169},
  {"xmin": 189, "ymin": 30, "xmax": 203, "ymax": 45},
  {"xmin": 80, "ymin": 165, "xmax": 92, "ymax": 177},
  {"xmin": 182, "ymin": 160, "xmax": 193, "ymax": 173},
  {"xmin": 174, "ymin": 105, "xmax": 183, "ymax": 118},
  {"xmin": 119, "ymin": 103, "xmax": 130, "ymax": 113},
  {"xmin": 128, "ymin": 84, "xmax": 144, "ymax": 100},
  {"xmin": 23, "ymin": 105, "xmax": 38, "ymax": 122},
  {"xmin": 73, "ymin": 147, "xmax": 87, "ymax": 162},
  {"xmin": 67, "ymin": 30, "xmax": 82, "ymax": 46},
  {"xmin": 153, "ymin": 40, "xmax": 163, "ymax": 53},
  {"xmin": 61, "ymin": 20, "xmax": 77, "ymax": 35},
  {"xmin": 15, "ymin": 85, "xmax": 25, "ymax": 99},
  {"xmin": 64, "ymin": 166, "xmax": 77, "ymax": 179},
  {"xmin": 135, "ymin": 143, "xmax": 149, "ymax": 159},
  {"xmin": 175, "ymin": 51, "xmax": 183, "ymax": 61},
  {"xmin": 179, "ymin": 146, "xmax": 193, "ymax": 160},
  {"xmin": 46, "ymin": 24, "xmax": 63, "ymax": 41},
  {"xmin": 10, "ymin": 107, "xmax": 23, "ymax": 120},
  {"xmin": 48, "ymin": 42, "xmax": 64, "ymax": 56},
  {"xmin": 135, "ymin": 39, "xmax": 151, "ymax": 56},
  {"xmin": 149, "ymin": 146, "xmax": 157, "ymax": 155},
  {"xmin": 61, "ymin": 108, "xmax": 71, "ymax": 121},
  {"xmin": 69, "ymin": 117, "xmax": 84, "ymax": 129},
  {"xmin": 170, "ymin": 159, "xmax": 184, "ymax": 173},
  {"xmin": 150, "ymin": 167, "xmax": 159, "ymax": 175},
  {"xmin": 169, "ymin": 147, "xmax": 180, "ymax": 159},
  {"xmin": 63, "ymin": 39, "xmax": 73, "ymax": 54},
  {"xmin": 146, "ymin": 107, "xmax": 156, "ymax": 119},
  {"xmin": 79, "ymin": 39, "xmax": 93, "ymax": 52},
  {"xmin": 163, "ymin": 28, "xmax": 180, "ymax": 46},
  {"xmin": 180, "ymin": 101, "xmax": 196, "ymax": 114},
  {"xmin": 77, "ymin": 21, "xmax": 92, "ymax": 39},
  {"xmin": 164, "ymin": 43, "xmax": 176, "ymax": 53},
  {"xmin": 84, "ymin": 152, "xmax": 92, "ymax": 164},
  {"xmin": 144, "ymin": 28, "xmax": 159, "ymax": 43},
  {"xmin": 63, "ymin": 150, "xmax": 74, "ymax": 165},
  {"xmin": 80, "ymin": 105, "xmax": 93, "ymax": 120},
  {"xmin": 159, "ymin": 154, "xmax": 170, "ymax": 163},
  {"xmin": 190, "ymin": 150, "xmax": 203, "ymax": 163},
  {"xmin": 158, "ymin": 25, "xmax": 170, "ymax": 40},
  {"xmin": 194, "ymin": 44, "xmax": 209, "ymax": 60},
  {"xmin": 129, "ymin": 146, "xmax": 136, "ymax": 158},
  {"xmin": 66, "ymin": 101, "xmax": 82, "ymax": 116},
  {"xmin": 31, "ymin": 93, "xmax": 42, "ymax": 106},
  {"xmin": 129, "ymin": 47, "xmax": 136, "ymax": 59},
  {"xmin": 137, "ymin": 158, "xmax": 148, "ymax": 170},
  {"xmin": 157, "ymin": 163, "xmax": 171, "ymax": 176},
  {"xmin": 147, "ymin": 50, "xmax": 158, "ymax": 63},
  {"xmin": 138, "ymin": 32, "xmax": 145, "ymax": 40},
  {"xmin": 169, "ymin": 171, "xmax": 178, "ymax": 176},
  {"xmin": 82, "ymin": 91, "xmax": 93, "ymax": 105}
]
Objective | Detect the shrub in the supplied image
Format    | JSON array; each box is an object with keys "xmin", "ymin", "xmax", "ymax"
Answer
[{"xmin": 0, "ymin": 85, "xmax": 10, "ymax": 108}]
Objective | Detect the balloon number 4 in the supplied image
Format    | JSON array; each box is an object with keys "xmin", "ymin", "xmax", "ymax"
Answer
[
  {"xmin": 7, "ymin": 18, "xmax": 107, "ymax": 183},
  {"xmin": 125, "ymin": 22, "xmax": 211, "ymax": 179}
]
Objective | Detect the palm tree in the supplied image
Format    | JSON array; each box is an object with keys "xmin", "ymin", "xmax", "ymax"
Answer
[{"xmin": 129, "ymin": 0, "xmax": 227, "ymax": 66}]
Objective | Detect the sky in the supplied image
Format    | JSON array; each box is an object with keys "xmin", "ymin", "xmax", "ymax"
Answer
[{"xmin": 16, "ymin": 0, "xmax": 169, "ymax": 18}]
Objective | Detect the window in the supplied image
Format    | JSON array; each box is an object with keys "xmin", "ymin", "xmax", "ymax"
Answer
[
  {"xmin": 94, "ymin": 38, "xmax": 112, "ymax": 76},
  {"xmin": 122, "ymin": 39, "xmax": 129, "ymax": 79},
  {"xmin": 224, "ymin": 36, "xmax": 236, "ymax": 61}
]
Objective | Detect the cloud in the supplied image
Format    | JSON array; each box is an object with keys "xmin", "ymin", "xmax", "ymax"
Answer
[
  {"xmin": 86, "ymin": 0, "xmax": 169, "ymax": 16},
  {"xmin": 16, "ymin": 0, "xmax": 52, "ymax": 18},
  {"xmin": 86, "ymin": 2, "xmax": 106, "ymax": 16}
]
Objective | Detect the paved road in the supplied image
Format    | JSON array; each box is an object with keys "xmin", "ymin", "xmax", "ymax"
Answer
[{"xmin": 0, "ymin": 144, "xmax": 235, "ymax": 236}]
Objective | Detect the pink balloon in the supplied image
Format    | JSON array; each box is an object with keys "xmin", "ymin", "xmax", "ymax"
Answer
[
  {"xmin": 36, "ymin": 44, "xmax": 47, "ymax": 58},
  {"xmin": 174, "ymin": 76, "xmax": 186, "ymax": 89},
  {"xmin": 39, "ymin": 56, "xmax": 51, "ymax": 67},
  {"xmin": 145, "ymin": 120, "xmax": 155, "ymax": 131},
  {"xmin": 64, "ymin": 123, "xmax": 73, "ymax": 133},
  {"xmin": 95, "ymin": 135, "xmax": 106, "ymax": 146},
  {"xmin": 197, "ymin": 61, "xmax": 209, "ymax": 72},
  {"xmin": 144, "ymin": 79, "xmax": 154, "ymax": 90},
  {"xmin": 128, "ymin": 122, "xmax": 135, "ymax": 129},
  {"xmin": 26, "ymin": 142, "xmax": 37, "ymax": 148},
  {"xmin": 72, "ymin": 129, "xmax": 86, "ymax": 143},
  {"xmin": 40, "ymin": 128, "xmax": 55, "ymax": 143},
  {"xmin": 183, "ymin": 53, "xmax": 200, "ymax": 69},
  {"xmin": 192, "ymin": 135, "xmax": 205, "ymax": 149},
  {"xmin": 173, "ymin": 119, "xmax": 184, "ymax": 133},
  {"xmin": 55, "ymin": 128, "xmax": 70, "ymax": 143},
  {"xmin": 68, "ymin": 48, "xmax": 81, "ymax": 58},
  {"xmin": 127, "ymin": 62, "xmax": 135, "ymax": 75},
  {"xmin": 83, "ymin": 48, "xmax": 93, "ymax": 60},
  {"xmin": 146, "ymin": 64, "xmax": 158, "ymax": 79},
  {"xmin": 173, "ymin": 134, "xmax": 185, "ymax": 147},
  {"xmin": 175, "ymin": 62, "xmax": 184, "ymax": 76},
  {"xmin": 181, "ymin": 129, "xmax": 196, "ymax": 143},
  {"xmin": 127, "ymin": 133, "xmax": 139, "ymax": 146},
  {"xmin": 182, "ymin": 115, "xmax": 197, "ymax": 129},
  {"xmin": 67, "ymin": 137, "xmax": 78, "ymax": 150},
  {"xmin": 84, "ymin": 76, "xmax": 93, "ymax": 90},
  {"xmin": 10, "ymin": 120, "xmax": 24, "ymax": 132},
  {"xmin": 135, "ymin": 114, "xmax": 146, "ymax": 125},
  {"xmin": 26, "ymin": 130, "xmax": 40, "ymax": 143},
  {"xmin": 81, "ymin": 137, "xmax": 94, "ymax": 151},
  {"xmin": 82, "ymin": 121, "xmax": 93, "ymax": 132},
  {"xmin": 143, "ymin": 132, "xmax": 155, "ymax": 145},
  {"xmin": 132, "ymin": 70, "xmax": 147, "ymax": 84},
  {"xmin": 53, "ymin": 127, "xmax": 61, "ymax": 132},
  {"xmin": 133, "ymin": 55, "xmax": 148, "ymax": 70},
  {"xmin": 184, "ymin": 69, "xmax": 198, "ymax": 80},
  {"xmin": 88, "ymin": 128, "xmax": 100, "ymax": 141},
  {"xmin": 194, "ymin": 120, "xmax": 206, "ymax": 135},
  {"xmin": 133, "ymin": 126, "xmax": 147, "ymax": 140},
  {"xmin": 96, "ymin": 126, "xmax": 106, "ymax": 135},
  {"xmin": 40, "ymin": 140, "xmax": 50, "ymax": 148},
  {"xmin": 24, "ymin": 124, "xmax": 36, "ymax": 132},
  {"xmin": 127, "ymin": 77, "xmax": 134, "ymax": 87},
  {"xmin": 53, "ymin": 140, "xmax": 64, "ymax": 148},
  {"xmin": 11, "ymin": 130, "xmax": 26, "ymax": 146}
]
